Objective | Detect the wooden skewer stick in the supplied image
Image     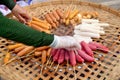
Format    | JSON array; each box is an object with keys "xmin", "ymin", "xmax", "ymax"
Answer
[
  {"xmin": 40, "ymin": 64, "xmax": 44, "ymax": 75},
  {"xmin": 94, "ymin": 60, "xmax": 106, "ymax": 67},
  {"xmin": 93, "ymin": 51, "xmax": 105, "ymax": 57},
  {"xmin": 67, "ymin": 60, "xmax": 69, "ymax": 70},
  {"xmin": 95, "ymin": 48, "xmax": 116, "ymax": 55},
  {"xmin": 73, "ymin": 66, "xmax": 76, "ymax": 80},
  {"xmin": 103, "ymin": 32, "xmax": 118, "ymax": 35},
  {"xmin": 55, "ymin": 64, "xmax": 59, "ymax": 72},
  {"xmin": 105, "ymin": 39, "xmax": 120, "ymax": 44},
  {"xmin": 49, "ymin": 61, "xmax": 54, "ymax": 68},
  {"xmin": 45, "ymin": 55, "xmax": 51, "ymax": 66},
  {"xmin": 82, "ymin": 63, "xmax": 92, "ymax": 72}
]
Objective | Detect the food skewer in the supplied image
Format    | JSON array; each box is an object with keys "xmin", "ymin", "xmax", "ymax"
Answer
[
  {"xmin": 89, "ymin": 42, "xmax": 116, "ymax": 54},
  {"xmin": 65, "ymin": 50, "xmax": 70, "ymax": 70},
  {"xmin": 40, "ymin": 50, "xmax": 47, "ymax": 74},
  {"xmin": 46, "ymin": 48, "xmax": 58, "ymax": 67},
  {"xmin": 55, "ymin": 49, "xmax": 65, "ymax": 72},
  {"xmin": 49, "ymin": 49, "xmax": 60, "ymax": 68},
  {"xmin": 69, "ymin": 50, "xmax": 77, "ymax": 80},
  {"xmin": 3, "ymin": 50, "xmax": 11, "ymax": 64},
  {"xmin": 45, "ymin": 48, "xmax": 52, "ymax": 66},
  {"xmin": 73, "ymin": 66, "xmax": 76, "ymax": 80},
  {"xmin": 74, "ymin": 50, "xmax": 92, "ymax": 72},
  {"xmin": 3, "ymin": 48, "xmax": 35, "ymax": 66}
]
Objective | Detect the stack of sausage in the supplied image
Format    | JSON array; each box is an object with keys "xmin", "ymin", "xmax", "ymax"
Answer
[
  {"xmin": 43, "ymin": 9, "xmax": 99, "ymax": 27},
  {"xmin": 27, "ymin": 17, "xmax": 51, "ymax": 34},
  {"xmin": 26, "ymin": 9, "xmax": 100, "ymax": 33},
  {"xmin": 50, "ymin": 41, "xmax": 109, "ymax": 66},
  {"xmin": 62, "ymin": 9, "xmax": 99, "ymax": 26},
  {"xmin": 4, "ymin": 44, "xmax": 51, "ymax": 65}
]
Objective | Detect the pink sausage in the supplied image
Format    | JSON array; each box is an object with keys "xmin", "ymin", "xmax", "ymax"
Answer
[
  {"xmin": 75, "ymin": 53, "xmax": 84, "ymax": 63},
  {"xmin": 88, "ymin": 43, "xmax": 97, "ymax": 51},
  {"xmin": 65, "ymin": 50, "xmax": 70, "ymax": 61},
  {"xmin": 81, "ymin": 41, "xmax": 94, "ymax": 57},
  {"xmin": 77, "ymin": 50, "xmax": 94, "ymax": 62},
  {"xmin": 89, "ymin": 42, "xmax": 109, "ymax": 53},
  {"xmin": 58, "ymin": 49, "xmax": 65, "ymax": 64},
  {"xmin": 69, "ymin": 50, "xmax": 76, "ymax": 66},
  {"xmin": 53, "ymin": 49, "xmax": 61, "ymax": 62},
  {"xmin": 50, "ymin": 48, "xmax": 58, "ymax": 57}
]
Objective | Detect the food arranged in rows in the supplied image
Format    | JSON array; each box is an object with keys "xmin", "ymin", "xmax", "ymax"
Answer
[
  {"xmin": 3, "ymin": 8, "xmax": 111, "ymax": 76},
  {"xmin": 26, "ymin": 9, "xmax": 100, "ymax": 34}
]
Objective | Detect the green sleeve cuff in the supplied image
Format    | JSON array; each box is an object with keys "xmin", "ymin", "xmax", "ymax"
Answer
[
  {"xmin": 0, "ymin": 14, "xmax": 54, "ymax": 47},
  {"xmin": 0, "ymin": 0, "xmax": 16, "ymax": 10}
]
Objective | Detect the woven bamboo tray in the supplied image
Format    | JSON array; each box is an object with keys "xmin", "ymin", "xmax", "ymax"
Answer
[{"xmin": 1, "ymin": 0, "xmax": 120, "ymax": 80}]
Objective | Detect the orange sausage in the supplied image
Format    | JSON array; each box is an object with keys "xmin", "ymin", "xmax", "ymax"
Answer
[
  {"xmin": 69, "ymin": 10, "xmax": 79, "ymax": 19},
  {"xmin": 42, "ymin": 20, "xmax": 52, "ymax": 29},
  {"xmin": 65, "ymin": 19, "xmax": 70, "ymax": 25},
  {"xmin": 42, "ymin": 50, "xmax": 47, "ymax": 64},
  {"xmin": 48, "ymin": 13, "xmax": 57, "ymax": 23},
  {"xmin": 34, "ymin": 51, "xmax": 42, "ymax": 56},
  {"xmin": 44, "ymin": 14, "xmax": 54, "ymax": 24},
  {"xmin": 64, "ymin": 9, "xmax": 71, "ymax": 19},
  {"xmin": 31, "ymin": 24, "xmax": 51, "ymax": 34},
  {"xmin": 14, "ymin": 46, "xmax": 26, "ymax": 53},
  {"xmin": 45, "ymin": 14, "xmax": 58, "ymax": 28},
  {"xmin": 30, "ymin": 23, "xmax": 43, "ymax": 31},
  {"xmin": 17, "ymin": 46, "xmax": 34, "ymax": 57},
  {"xmin": 48, "ymin": 13, "xmax": 59, "ymax": 27},
  {"xmin": 31, "ymin": 21, "xmax": 49, "ymax": 30},
  {"xmin": 46, "ymin": 48, "xmax": 52, "ymax": 57},
  {"xmin": 51, "ymin": 22, "xmax": 57, "ymax": 28},
  {"xmin": 8, "ymin": 43, "xmax": 23, "ymax": 50},
  {"xmin": 32, "ymin": 17, "xmax": 51, "ymax": 28},
  {"xmin": 56, "ymin": 9, "xmax": 64, "ymax": 19},
  {"xmin": 32, "ymin": 17, "xmax": 42, "ymax": 22},
  {"xmin": 52, "ymin": 10, "xmax": 60, "ymax": 20},
  {"xmin": 4, "ymin": 52, "xmax": 11, "ymax": 64},
  {"xmin": 36, "ymin": 46, "xmax": 50, "ymax": 51}
]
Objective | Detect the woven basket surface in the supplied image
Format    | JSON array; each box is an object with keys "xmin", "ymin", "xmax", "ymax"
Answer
[{"xmin": 0, "ymin": 0, "xmax": 120, "ymax": 80}]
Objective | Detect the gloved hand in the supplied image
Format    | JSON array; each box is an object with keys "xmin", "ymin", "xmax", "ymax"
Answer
[
  {"xmin": 50, "ymin": 35, "xmax": 81, "ymax": 50},
  {"xmin": 12, "ymin": 4, "xmax": 31, "ymax": 23}
]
